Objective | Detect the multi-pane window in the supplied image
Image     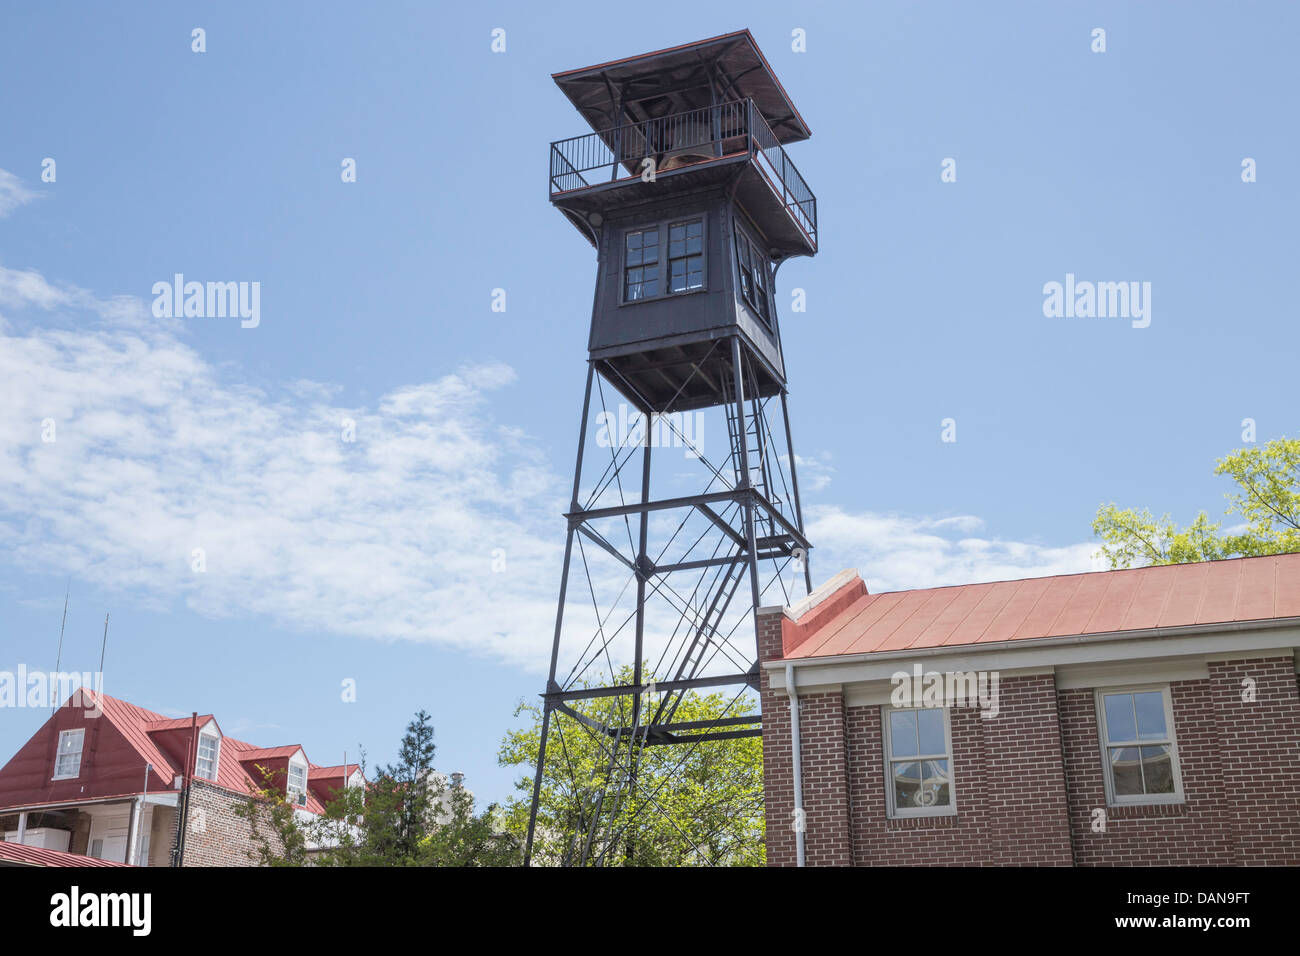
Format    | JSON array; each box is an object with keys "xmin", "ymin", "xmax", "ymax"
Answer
[
  {"xmin": 54, "ymin": 728, "xmax": 85, "ymax": 779},
  {"xmin": 883, "ymin": 707, "xmax": 954, "ymax": 817},
  {"xmin": 667, "ymin": 219, "xmax": 704, "ymax": 293},
  {"xmin": 195, "ymin": 734, "xmax": 220, "ymax": 780},
  {"xmin": 288, "ymin": 762, "xmax": 308, "ymax": 804},
  {"xmin": 733, "ymin": 222, "xmax": 770, "ymax": 325},
  {"xmin": 1097, "ymin": 687, "xmax": 1183, "ymax": 804},
  {"xmin": 623, "ymin": 228, "xmax": 659, "ymax": 301}
]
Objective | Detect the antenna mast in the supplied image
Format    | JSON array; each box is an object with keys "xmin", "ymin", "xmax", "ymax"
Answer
[{"xmin": 52, "ymin": 583, "xmax": 69, "ymax": 715}]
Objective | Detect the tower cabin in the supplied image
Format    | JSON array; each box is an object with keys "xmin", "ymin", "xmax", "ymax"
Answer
[{"xmin": 549, "ymin": 30, "xmax": 817, "ymax": 414}]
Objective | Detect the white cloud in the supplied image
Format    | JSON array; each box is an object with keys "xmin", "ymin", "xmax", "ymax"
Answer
[
  {"xmin": 0, "ymin": 265, "xmax": 564, "ymax": 669},
  {"xmin": 0, "ymin": 264, "xmax": 1108, "ymax": 676},
  {"xmin": 805, "ymin": 505, "xmax": 1103, "ymax": 594},
  {"xmin": 0, "ymin": 170, "xmax": 39, "ymax": 219},
  {"xmin": 789, "ymin": 452, "xmax": 833, "ymax": 493}
]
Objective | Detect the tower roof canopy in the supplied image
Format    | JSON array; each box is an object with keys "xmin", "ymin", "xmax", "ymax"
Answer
[{"xmin": 553, "ymin": 29, "xmax": 810, "ymax": 144}]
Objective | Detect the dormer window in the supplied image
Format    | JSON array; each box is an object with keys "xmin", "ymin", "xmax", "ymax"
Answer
[
  {"xmin": 287, "ymin": 760, "xmax": 308, "ymax": 806},
  {"xmin": 53, "ymin": 728, "xmax": 85, "ymax": 780},
  {"xmin": 195, "ymin": 732, "xmax": 220, "ymax": 780}
]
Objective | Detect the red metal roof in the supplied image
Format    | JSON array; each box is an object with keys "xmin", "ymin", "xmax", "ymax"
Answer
[
  {"xmin": 784, "ymin": 553, "xmax": 1300, "ymax": 660},
  {"xmin": 0, "ymin": 693, "xmax": 346, "ymax": 816},
  {"xmin": 0, "ymin": 841, "xmax": 130, "ymax": 867},
  {"xmin": 310, "ymin": 763, "xmax": 358, "ymax": 778},
  {"xmin": 141, "ymin": 715, "xmax": 215, "ymax": 732},
  {"xmin": 234, "ymin": 745, "xmax": 304, "ymax": 762}
]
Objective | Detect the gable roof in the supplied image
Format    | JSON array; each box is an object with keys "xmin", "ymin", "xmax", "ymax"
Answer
[
  {"xmin": 234, "ymin": 746, "xmax": 305, "ymax": 763},
  {"xmin": 783, "ymin": 553, "xmax": 1300, "ymax": 660},
  {"xmin": 310, "ymin": 763, "xmax": 359, "ymax": 781},
  {"xmin": 141, "ymin": 715, "xmax": 216, "ymax": 733},
  {"xmin": 0, "ymin": 692, "xmax": 347, "ymax": 816}
]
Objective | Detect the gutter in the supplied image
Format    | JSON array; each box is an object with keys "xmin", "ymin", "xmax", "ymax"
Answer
[
  {"xmin": 785, "ymin": 661, "xmax": 806, "ymax": 868},
  {"xmin": 0, "ymin": 793, "xmax": 176, "ymax": 815}
]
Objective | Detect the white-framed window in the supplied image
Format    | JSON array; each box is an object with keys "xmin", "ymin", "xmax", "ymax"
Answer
[
  {"xmin": 195, "ymin": 733, "xmax": 220, "ymax": 780},
  {"xmin": 287, "ymin": 761, "xmax": 308, "ymax": 805},
  {"xmin": 1096, "ymin": 685, "xmax": 1184, "ymax": 805},
  {"xmin": 53, "ymin": 728, "xmax": 85, "ymax": 780},
  {"xmin": 882, "ymin": 707, "xmax": 956, "ymax": 818}
]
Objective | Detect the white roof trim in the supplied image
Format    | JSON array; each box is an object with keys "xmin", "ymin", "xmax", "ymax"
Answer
[
  {"xmin": 767, "ymin": 619, "xmax": 1300, "ymax": 693},
  {"xmin": 782, "ymin": 568, "xmax": 860, "ymax": 621}
]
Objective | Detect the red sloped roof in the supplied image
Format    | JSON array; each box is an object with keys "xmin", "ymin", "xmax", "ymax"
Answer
[
  {"xmin": 2, "ymin": 693, "xmax": 332, "ymax": 816},
  {"xmin": 142, "ymin": 715, "xmax": 215, "ymax": 732},
  {"xmin": 310, "ymin": 764, "xmax": 358, "ymax": 778},
  {"xmin": 784, "ymin": 553, "xmax": 1300, "ymax": 660},
  {"xmin": 234, "ymin": 746, "xmax": 304, "ymax": 762},
  {"xmin": 0, "ymin": 842, "xmax": 130, "ymax": 867},
  {"xmin": 96, "ymin": 694, "xmax": 183, "ymax": 782}
]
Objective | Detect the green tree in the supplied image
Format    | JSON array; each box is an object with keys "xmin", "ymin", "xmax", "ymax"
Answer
[
  {"xmin": 498, "ymin": 669, "xmax": 765, "ymax": 867},
  {"xmin": 233, "ymin": 764, "xmax": 312, "ymax": 867},
  {"xmin": 237, "ymin": 710, "xmax": 518, "ymax": 866},
  {"xmin": 1094, "ymin": 437, "xmax": 1300, "ymax": 568}
]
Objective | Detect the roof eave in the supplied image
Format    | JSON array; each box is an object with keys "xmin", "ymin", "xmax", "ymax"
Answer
[{"xmin": 767, "ymin": 615, "xmax": 1300, "ymax": 670}]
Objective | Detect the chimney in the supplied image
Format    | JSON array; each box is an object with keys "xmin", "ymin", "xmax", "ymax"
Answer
[{"xmin": 450, "ymin": 772, "xmax": 464, "ymax": 789}]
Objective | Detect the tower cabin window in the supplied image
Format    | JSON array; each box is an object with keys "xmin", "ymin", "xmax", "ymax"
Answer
[
  {"xmin": 734, "ymin": 222, "xmax": 770, "ymax": 326},
  {"xmin": 622, "ymin": 219, "xmax": 705, "ymax": 303},
  {"xmin": 623, "ymin": 228, "xmax": 659, "ymax": 301},
  {"xmin": 667, "ymin": 219, "xmax": 704, "ymax": 293}
]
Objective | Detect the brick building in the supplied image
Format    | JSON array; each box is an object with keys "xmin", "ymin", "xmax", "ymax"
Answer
[
  {"xmin": 0, "ymin": 691, "xmax": 361, "ymax": 866},
  {"xmin": 760, "ymin": 555, "xmax": 1300, "ymax": 866}
]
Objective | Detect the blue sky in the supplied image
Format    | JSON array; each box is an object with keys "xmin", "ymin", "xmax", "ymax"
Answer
[{"xmin": 1, "ymin": 1, "xmax": 1296, "ymax": 808}]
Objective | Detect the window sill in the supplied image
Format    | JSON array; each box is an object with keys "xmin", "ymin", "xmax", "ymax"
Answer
[
  {"xmin": 1105, "ymin": 802, "xmax": 1189, "ymax": 820},
  {"xmin": 619, "ymin": 287, "xmax": 708, "ymax": 307},
  {"xmin": 885, "ymin": 814, "xmax": 959, "ymax": 831}
]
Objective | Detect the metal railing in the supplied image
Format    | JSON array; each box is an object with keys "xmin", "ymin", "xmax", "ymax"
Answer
[
  {"xmin": 745, "ymin": 103, "xmax": 817, "ymax": 247},
  {"xmin": 549, "ymin": 99, "xmax": 817, "ymax": 248}
]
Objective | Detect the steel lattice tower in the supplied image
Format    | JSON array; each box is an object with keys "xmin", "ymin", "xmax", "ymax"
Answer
[{"xmin": 524, "ymin": 31, "xmax": 819, "ymax": 866}]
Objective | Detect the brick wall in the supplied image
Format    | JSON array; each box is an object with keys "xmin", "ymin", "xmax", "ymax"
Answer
[
  {"xmin": 758, "ymin": 608, "xmax": 797, "ymax": 866},
  {"xmin": 1209, "ymin": 657, "xmax": 1300, "ymax": 865},
  {"xmin": 763, "ymin": 644, "xmax": 1300, "ymax": 866},
  {"xmin": 758, "ymin": 606, "xmax": 856, "ymax": 866},
  {"xmin": 1060, "ymin": 657, "xmax": 1300, "ymax": 865},
  {"xmin": 845, "ymin": 673, "xmax": 1073, "ymax": 866},
  {"xmin": 1060, "ymin": 678, "xmax": 1233, "ymax": 865},
  {"xmin": 180, "ymin": 779, "xmax": 287, "ymax": 867}
]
